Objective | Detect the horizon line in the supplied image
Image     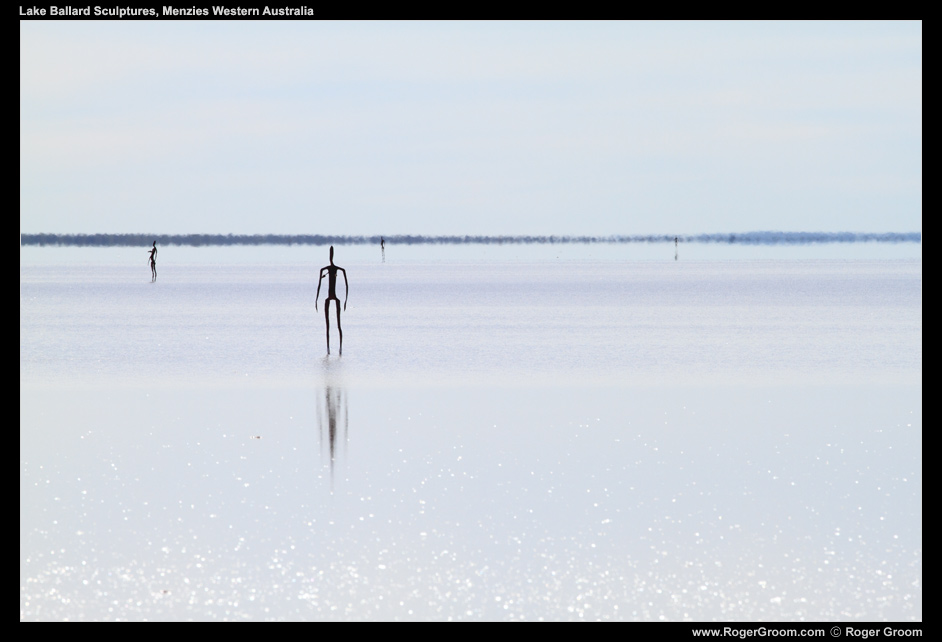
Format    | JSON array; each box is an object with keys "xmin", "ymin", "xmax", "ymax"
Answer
[{"xmin": 21, "ymin": 231, "xmax": 921, "ymax": 247}]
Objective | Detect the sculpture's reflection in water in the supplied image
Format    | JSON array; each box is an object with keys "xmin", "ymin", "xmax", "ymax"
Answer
[{"xmin": 316, "ymin": 357, "xmax": 348, "ymax": 490}]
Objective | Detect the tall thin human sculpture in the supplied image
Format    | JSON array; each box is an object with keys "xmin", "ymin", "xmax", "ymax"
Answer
[
  {"xmin": 315, "ymin": 246, "xmax": 348, "ymax": 354},
  {"xmin": 147, "ymin": 241, "xmax": 157, "ymax": 281}
]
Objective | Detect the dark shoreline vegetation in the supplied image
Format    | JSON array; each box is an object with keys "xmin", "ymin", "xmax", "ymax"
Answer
[{"xmin": 20, "ymin": 232, "xmax": 922, "ymax": 247}]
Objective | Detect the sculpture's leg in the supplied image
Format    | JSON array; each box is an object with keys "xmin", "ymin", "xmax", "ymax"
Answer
[
  {"xmin": 325, "ymin": 303, "xmax": 331, "ymax": 354},
  {"xmin": 335, "ymin": 300, "xmax": 343, "ymax": 355}
]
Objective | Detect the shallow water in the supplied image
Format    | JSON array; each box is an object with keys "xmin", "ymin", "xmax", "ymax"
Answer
[{"xmin": 20, "ymin": 256, "xmax": 921, "ymax": 621}]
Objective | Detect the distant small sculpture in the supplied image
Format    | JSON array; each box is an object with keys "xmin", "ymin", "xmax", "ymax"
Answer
[
  {"xmin": 674, "ymin": 236, "xmax": 678, "ymax": 261},
  {"xmin": 315, "ymin": 246, "xmax": 349, "ymax": 354},
  {"xmin": 381, "ymin": 236, "xmax": 385, "ymax": 263},
  {"xmin": 148, "ymin": 241, "xmax": 157, "ymax": 281}
]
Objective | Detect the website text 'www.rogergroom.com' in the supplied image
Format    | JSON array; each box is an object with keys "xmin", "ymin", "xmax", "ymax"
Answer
[{"xmin": 692, "ymin": 629, "xmax": 921, "ymax": 640}]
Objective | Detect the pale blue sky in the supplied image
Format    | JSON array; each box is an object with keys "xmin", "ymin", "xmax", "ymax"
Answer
[{"xmin": 20, "ymin": 20, "xmax": 921, "ymax": 236}]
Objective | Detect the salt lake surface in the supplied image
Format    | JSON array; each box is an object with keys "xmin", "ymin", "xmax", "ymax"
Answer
[{"xmin": 20, "ymin": 247, "xmax": 921, "ymax": 621}]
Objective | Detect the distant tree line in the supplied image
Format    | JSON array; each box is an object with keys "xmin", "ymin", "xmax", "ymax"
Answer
[
  {"xmin": 20, "ymin": 232, "xmax": 921, "ymax": 247},
  {"xmin": 683, "ymin": 231, "xmax": 921, "ymax": 245}
]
